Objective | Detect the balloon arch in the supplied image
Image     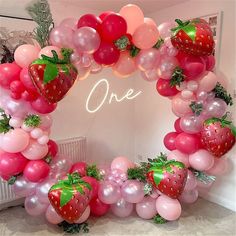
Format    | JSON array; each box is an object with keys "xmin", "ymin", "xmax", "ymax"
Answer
[{"xmin": 0, "ymin": 1, "xmax": 235, "ymax": 233}]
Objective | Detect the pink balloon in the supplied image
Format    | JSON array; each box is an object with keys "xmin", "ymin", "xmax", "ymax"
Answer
[
  {"xmin": 206, "ymin": 158, "xmax": 229, "ymax": 176},
  {"xmin": 14, "ymin": 44, "xmax": 40, "ymax": 68},
  {"xmin": 157, "ymin": 21, "xmax": 176, "ymax": 39},
  {"xmin": 39, "ymin": 115, "xmax": 52, "ymax": 130},
  {"xmin": 164, "ymin": 132, "xmax": 178, "ymax": 151},
  {"xmin": 174, "ymin": 118, "xmax": 183, "ymax": 133},
  {"xmin": 25, "ymin": 195, "xmax": 48, "ymax": 216},
  {"xmin": 70, "ymin": 51, "xmax": 82, "ymax": 64},
  {"xmin": 205, "ymin": 98, "xmax": 227, "ymax": 118},
  {"xmin": 204, "ymin": 55, "xmax": 215, "ymax": 71},
  {"xmin": 189, "ymin": 149, "xmax": 214, "ymax": 171},
  {"xmin": 179, "ymin": 189, "xmax": 198, "ymax": 204},
  {"xmin": 9, "ymin": 117, "xmax": 23, "ymax": 128},
  {"xmin": 144, "ymin": 17, "xmax": 157, "ymax": 27},
  {"xmin": 180, "ymin": 114, "xmax": 204, "ymax": 134},
  {"xmin": 171, "ymin": 94, "xmax": 192, "ymax": 117},
  {"xmin": 135, "ymin": 48, "xmax": 160, "ymax": 71},
  {"xmin": 198, "ymin": 71, "xmax": 218, "ymax": 92},
  {"xmin": 38, "ymin": 46, "xmax": 62, "ymax": 59},
  {"xmin": 20, "ymin": 67, "xmax": 37, "ymax": 93},
  {"xmin": 158, "ymin": 56, "xmax": 179, "ymax": 80},
  {"xmin": 113, "ymin": 51, "xmax": 136, "ymax": 78},
  {"xmin": 156, "ymin": 195, "xmax": 181, "ymax": 221},
  {"xmin": 121, "ymin": 180, "xmax": 144, "ymax": 203},
  {"xmin": 21, "ymin": 139, "xmax": 48, "ymax": 160},
  {"xmin": 81, "ymin": 54, "xmax": 93, "ymax": 67},
  {"xmin": 133, "ymin": 23, "xmax": 159, "ymax": 49},
  {"xmin": 175, "ymin": 133, "xmax": 200, "ymax": 154},
  {"xmin": 167, "ymin": 150, "xmax": 190, "ymax": 168},
  {"xmin": 49, "ymin": 25, "xmax": 74, "ymax": 48},
  {"xmin": 30, "ymin": 128, "xmax": 43, "ymax": 139},
  {"xmin": 73, "ymin": 61, "xmax": 91, "ymax": 80},
  {"xmin": 111, "ymin": 156, "xmax": 135, "ymax": 173},
  {"xmin": 0, "ymin": 128, "xmax": 30, "ymax": 153},
  {"xmin": 12, "ymin": 176, "xmax": 37, "ymax": 197},
  {"xmin": 60, "ymin": 17, "xmax": 78, "ymax": 30},
  {"xmin": 119, "ymin": 4, "xmax": 144, "ymax": 34},
  {"xmin": 50, "ymin": 154, "xmax": 72, "ymax": 173},
  {"xmin": 136, "ymin": 196, "xmax": 157, "ymax": 219},
  {"xmin": 45, "ymin": 204, "xmax": 63, "ymax": 224},
  {"xmin": 75, "ymin": 206, "xmax": 90, "ymax": 223},
  {"xmin": 187, "ymin": 80, "xmax": 199, "ymax": 91},
  {"xmin": 184, "ymin": 170, "xmax": 197, "ymax": 191},
  {"xmin": 98, "ymin": 181, "xmax": 121, "ymax": 204},
  {"xmin": 90, "ymin": 60, "xmax": 103, "ymax": 74},
  {"xmin": 0, "ymin": 152, "xmax": 28, "ymax": 176},
  {"xmin": 141, "ymin": 69, "xmax": 159, "ymax": 82},
  {"xmin": 31, "ymin": 96, "xmax": 57, "ymax": 114},
  {"xmin": 37, "ymin": 135, "xmax": 49, "ymax": 145},
  {"xmin": 73, "ymin": 27, "xmax": 101, "ymax": 54},
  {"xmin": 111, "ymin": 198, "xmax": 134, "ymax": 218},
  {"xmin": 181, "ymin": 89, "xmax": 195, "ymax": 100}
]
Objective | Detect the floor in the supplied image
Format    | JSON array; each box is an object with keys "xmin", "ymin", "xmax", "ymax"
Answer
[{"xmin": 0, "ymin": 198, "xmax": 235, "ymax": 236}]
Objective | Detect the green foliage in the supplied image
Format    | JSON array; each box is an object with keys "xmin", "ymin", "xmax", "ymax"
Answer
[
  {"xmin": 86, "ymin": 164, "xmax": 102, "ymax": 180},
  {"xmin": 213, "ymin": 82, "xmax": 233, "ymax": 106},
  {"xmin": 0, "ymin": 109, "xmax": 12, "ymax": 134},
  {"xmin": 58, "ymin": 221, "xmax": 89, "ymax": 234},
  {"xmin": 170, "ymin": 67, "xmax": 185, "ymax": 87},
  {"xmin": 129, "ymin": 45, "xmax": 140, "ymax": 57},
  {"xmin": 153, "ymin": 214, "xmax": 168, "ymax": 224},
  {"xmin": 153, "ymin": 38, "xmax": 164, "ymax": 49},
  {"xmin": 189, "ymin": 101, "xmax": 203, "ymax": 116},
  {"xmin": 24, "ymin": 114, "xmax": 41, "ymax": 127},
  {"xmin": 127, "ymin": 165, "xmax": 148, "ymax": 182}
]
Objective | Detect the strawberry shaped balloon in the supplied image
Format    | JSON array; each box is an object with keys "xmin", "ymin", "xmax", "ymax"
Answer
[
  {"xmin": 147, "ymin": 154, "xmax": 187, "ymax": 199},
  {"xmin": 29, "ymin": 48, "xmax": 77, "ymax": 104},
  {"xmin": 48, "ymin": 173, "xmax": 91, "ymax": 223},
  {"xmin": 171, "ymin": 18, "xmax": 214, "ymax": 56},
  {"xmin": 200, "ymin": 114, "xmax": 236, "ymax": 158}
]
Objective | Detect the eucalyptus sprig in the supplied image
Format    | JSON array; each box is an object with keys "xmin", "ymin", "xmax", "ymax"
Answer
[
  {"xmin": 170, "ymin": 66, "xmax": 185, "ymax": 87},
  {"xmin": 213, "ymin": 82, "xmax": 233, "ymax": 106},
  {"xmin": 58, "ymin": 221, "xmax": 89, "ymax": 234},
  {"xmin": 153, "ymin": 214, "xmax": 168, "ymax": 224},
  {"xmin": 24, "ymin": 114, "xmax": 41, "ymax": 127},
  {"xmin": 189, "ymin": 101, "xmax": 203, "ymax": 116},
  {"xmin": 86, "ymin": 164, "xmax": 102, "ymax": 181},
  {"xmin": 0, "ymin": 108, "xmax": 12, "ymax": 134}
]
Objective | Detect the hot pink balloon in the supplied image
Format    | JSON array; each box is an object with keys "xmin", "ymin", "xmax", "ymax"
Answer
[
  {"xmin": 184, "ymin": 170, "xmax": 197, "ymax": 191},
  {"xmin": 111, "ymin": 198, "xmax": 134, "ymax": 218},
  {"xmin": 157, "ymin": 21, "xmax": 176, "ymax": 39},
  {"xmin": 45, "ymin": 204, "xmax": 63, "ymax": 224},
  {"xmin": 198, "ymin": 71, "xmax": 218, "ymax": 92},
  {"xmin": 49, "ymin": 25, "xmax": 74, "ymax": 48},
  {"xmin": 133, "ymin": 23, "xmax": 159, "ymax": 49},
  {"xmin": 38, "ymin": 46, "xmax": 62, "ymax": 59},
  {"xmin": 180, "ymin": 114, "xmax": 204, "ymax": 134},
  {"xmin": 206, "ymin": 158, "xmax": 229, "ymax": 176},
  {"xmin": 121, "ymin": 180, "xmax": 144, "ymax": 203},
  {"xmin": 119, "ymin": 4, "xmax": 144, "ymax": 34},
  {"xmin": 135, "ymin": 48, "xmax": 160, "ymax": 71},
  {"xmin": 158, "ymin": 56, "xmax": 179, "ymax": 80},
  {"xmin": 60, "ymin": 17, "xmax": 78, "ymax": 30},
  {"xmin": 113, "ymin": 51, "xmax": 136, "ymax": 78},
  {"xmin": 136, "ymin": 196, "xmax": 157, "ymax": 219},
  {"xmin": 189, "ymin": 149, "xmax": 214, "ymax": 171},
  {"xmin": 73, "ymin": 27, "xmax": 101, "ymax": 54},
  {"xmin": 98, "ymin": 181, "xmax": 121, "ymax": 204},
  {"xmin": 14, "ymin": 44, "xmax": 40, "ymax": 68},
  {"xmin": 0, "ymin": 128, "xmax": 30, "ymax": 153},
  {"xmin": 75, "ymin": 206, "xmax": 91, "ymax": 223},
  {"xmin": 204, "ymin": 55, "xmax": 215, "ymax": 71},
  {"xmin": 156, "ymin": 195, "xmax": 181, "ymax": 221},
  {"xmin": 25, "ymin": 195, "xmax": 48, "ymax": 216},
  {"xmin": 179, "ymin": 189, "xmax": 198, "ymax": 204},
  {"xmin": 167, "ymin": 150, "xmax": 190, "ymax": 168},
  {"xmin": 141, "ymin": 69, "xmax": 159, "ymax": 82},
  {"xmin": 31, "ymin": 96, "xmax": 57, "ymax": 114},
  {"xmin": 171, "ymin": 94, "xmax": 192, "ymax": 117},
  {"xmin": 164, "ymin": 132, "xmax": 178, "ymax": 151},
  {"xmin": 174, "ymin": 118, "xmax": 183, "ymax": 133},
  {"xmin": 111, "ymin": 156, "xmax": 135, "ymax": 173}
]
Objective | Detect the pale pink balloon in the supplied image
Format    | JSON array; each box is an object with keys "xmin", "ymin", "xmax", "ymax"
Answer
[
  {"xmin": 38, "ymin": 46, "xmax": 62, "ymax": 59},
  {"xmin": 75, "ymin": 206, "xmax": 91, "ymax": 223},
  {"xmin": 30, "ymin": 128, "xmax": 44, "ymax": 139},
  {"xmin": 70, "ymin": 51, "xmax": 82, "ymax": 64},
  {"xmin": 189, "ymin": 149, "xmax": 214, "ymax": 171},
  {"xmin": 37, "ymin": 135, "xmax": 49, "ymax": 145},
  {"xmin": 167, "ymin": 46, "xmax": 178, "ymax": 57},
  {"xmin": 39, "ymin": 115, "xmax": 52, "ymax": 130},
  {"xmin": 21, "ymin": 123, "xmax": 34, "ymax": 132},
  {"xmin": 45, "ymin": 204, "xmax": 63, "ymax": 224},
  {"xmin": 60, "ymin": 17, "xmax": 78, "ymax": 30},
  {"xmin": 73, "ymin": 61, "xmax": 90, "ymax": 80},
  {"xmin": 81, "ymin": 53, "xmax": 93, "ymax": 67},
  {"xmin": 50, "ymin": 154, "xmax": 72, "ymax": 173},
  {"xmin": 184, "ymin": 170, "xmax": 197, "ymax": 191},
  {"xmin": 141, "ymin": 69, "xmax": 159, "ymax": 82},
  {"xmin": 119, "ymin": 4, "xmax": 144, "ymax": 34},
  {"xmin": 21, "ymin": 139, "xmax": 48, "ymax": 160},
  {"xmin": 156, "ymin": 195, "xmax": 181, "ymax": 221},
  {"xmin": 205, "ymin": 98, "xmax": 227, "ymax": 118},
  {"xmin": 14, "ymin": 44, "xmax": 40, "ymax": 68},
  {"xmin": 179, "ymin": 189, "xmax": 198, "ymax": 204},
  {"xmin": 135, "ymin": 48, "xmax": 160, "ymax": 71},
  {"xmin": 187, "ymin": 80, "xmax": 199, "ymax": 91},
  {"xmin": 198, "ymin": 71, "xmax": 218, "ymax": 92},
  {"xmin": 144, "ymin": 17, "xmax": 157, "ymax": 27},
  {"xmin": 111, "ymin": 198, "xmax": 133, "ymax": 218},
  {"xmin": 206, "ymin": 158, "xmax": 229, "ymax": 176},
  {"xmin": 121, "ymin": 180, "xmax": 144, "ymax": 203},
  {"xmin": 136, "ymin": 196, "xmax": 157, "ymax": 219},
  {"xmin": 180, "ymin": 114, "xmax": 204, "ymax": 134},
  {"xmin": 49, "ymin": 25, "xmax": 74, "ymax": 48},
  {"xmin": 9, "ymin": 117, "xmax": 23, "ymax": 128},
  {"xmin": 167, "ymin": 150, "xmax": 190, "ymax": 168},
  {"xmin": 0, "ymin": 128, "xmax": 30, "ymax": 153},
  {"xmin": 113, "ymin": 51, "xmax": 136, "ymax": 78},
  {"xmin": 111, "ymin": 156, "xmax": 135, "ymax": 173},
  {"xmin": 181, "ymin": 89, "xmax": 194, "ymax": 100},
  {"xmin": 90, "ymin": 60, "xmax": 103, "ymax": 74},
  {"xmin": 133, "ymin": 23, "xmax": 159, "ymax": 49},
  {"xmin": 25, "ymin": 195, "xmax": 48, "ymax": 216},
  {"xmin": 171, "ymin": 94, "xmax": 192, "ymax": 117},
  {"xmin": 157, "ymin": 21, "xmax": 176, "ymax": 39}
]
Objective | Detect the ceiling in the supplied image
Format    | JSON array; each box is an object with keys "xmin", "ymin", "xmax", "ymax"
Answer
[{"xmin": 0, "ymin": 0, "xmax": 188, "ymax": 19}]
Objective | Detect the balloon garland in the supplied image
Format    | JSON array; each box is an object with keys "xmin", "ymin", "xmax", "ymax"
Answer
[{"xmin": 0, "ymin": 0, "xmax": 235, "ymax": 233}]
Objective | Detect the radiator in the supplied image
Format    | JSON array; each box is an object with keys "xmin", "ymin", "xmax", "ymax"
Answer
[{"xmin": 0, "ymin": 136, "xmax": 86, "ymax": 209}]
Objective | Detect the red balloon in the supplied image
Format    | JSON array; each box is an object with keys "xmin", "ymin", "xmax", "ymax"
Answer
[
  {"xmin": 164, "ymin": 132, "xmax": 178, "ymax": 151},
  {"xmin": 20, "ymin": 67, "xmax": 38, "ymax": 93},
  {"xmin": 69, "ymin": 162, "xmax": 87, "ymax": 177},
  {"xmin": 156, "ymin": 79, "xmax": 179, "ymax": 97},
  {"xmin": 93, "ymin": 41, "xmax": 120, "ymax": 66},
  {"xmin": 99, "ymin": 11, "xmax": 115, "ymax": 21},
  {"xmin": 10, "ymin": 80, "xmax": 25, "ymax": 94},
  {"xmin": 82, "ymin": 176, "xmax": 99, "ymax": 200},
  {"xmin": 21, "ymin": 90, "xmax": 38, "ymax": 102},
  {"xmin": 101, "ymin": 13, "xmax": 127, "ymax": 42},
  {"xmin": 10, "ymin": 91, "xmax": 21, "ymax": 100},
  {"xmin": 175, "ymin": 133, "xmax": 200, "ymax": 154},
  {"xmin": 0, "ymin": 63, "xmax": 21, "ymax": 88},
  {"xmin": 77, "ymin": 14, "xmax": 102, "ymax": 32},
  {"xmin": 0, "ymin": 152, "xmax": 28, "ymax": 176},
  {"xmin": 90, "ymin": 197, "xmax": 110, "ymax": 216},
  {"xmin": 31, "ymin": 96, "xmax": 57, "ymax": 114},
  {"xmin": 23, "ymin": 160, "xmax": 50, "ymax": 182},
  {"xmin": 47, "ymin": 139, "xmax": 58, "ymax": 157},
  {"xmin": 174, "ymin": 118, "xmax": 183, "ymax": 133}
]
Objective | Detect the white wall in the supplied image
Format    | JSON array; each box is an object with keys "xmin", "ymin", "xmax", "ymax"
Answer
[{"xmin": 134, "ymin": 0, "xmax": 236, "ymax": 211}]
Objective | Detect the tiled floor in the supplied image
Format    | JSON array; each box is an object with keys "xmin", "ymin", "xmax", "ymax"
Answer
[{"xmin": 0, "ymin": 198, "xmax": 235, "ymax": 236}]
